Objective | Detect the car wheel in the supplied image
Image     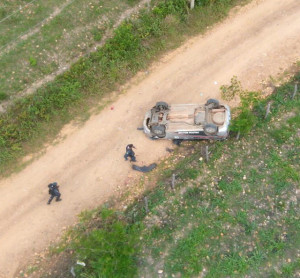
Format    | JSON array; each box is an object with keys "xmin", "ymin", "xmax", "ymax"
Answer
[
  {"xmin": 206, "ymin": 99, "xmax": 220, "ymax": 108},
  {"xmin": 151, "ymin": 125, "xmax": 166, "ymax": 138},
  {"xmin": 204, "ymin": 123, "xmax": 218, "ymax": 135},
  {"xmin": 155, "ymin": 101, "xmax": 168, "ymax": 111}
]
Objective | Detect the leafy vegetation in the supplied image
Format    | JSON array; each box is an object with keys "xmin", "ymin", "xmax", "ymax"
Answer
[
  {"xmin": 221, "ymin": 76, "xmax": 261, "ymax": 136},
  {"xmin": 69, "ymin": 209, "xmax": 141, "ymax": 278},
  {"xmin": 0, "ymin": 92, "xmax": 8, "ymax": 101}
]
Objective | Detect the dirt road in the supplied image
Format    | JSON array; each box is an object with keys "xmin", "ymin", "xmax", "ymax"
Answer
[{"xmin": 0, "ymin": 0, "xmax": 299, "ymax": 277}]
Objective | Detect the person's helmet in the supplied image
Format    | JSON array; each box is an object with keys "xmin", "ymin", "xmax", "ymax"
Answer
[{"xmin": 48, "ymin": 182, "xmax": 57, "ymax": 188}]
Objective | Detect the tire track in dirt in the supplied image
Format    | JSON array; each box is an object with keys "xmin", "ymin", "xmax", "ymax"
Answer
[{"xmin": 0, "ymin": 0, "xmax": 299, "ymax": 277}]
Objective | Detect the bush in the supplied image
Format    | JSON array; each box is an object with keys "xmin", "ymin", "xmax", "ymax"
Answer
[
  {"xmin": 221, "ymin": 77, "xmax": 261, "ymax": 136},
  {"xmin": 220, "ymin": 76, "xmax": 243, "ymax": 101},
  {"xmin": 230, "ymin": 107, "xmax": 257, "ymax": 135},
  {"xmin": 153, "ymin": 0, "xmax": 188, "ymax": 20}
]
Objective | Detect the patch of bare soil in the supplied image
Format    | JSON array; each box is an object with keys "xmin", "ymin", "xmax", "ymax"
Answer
[{"xmin": 0, "ymin": 0, "xmax": 300, "ymax": 277}]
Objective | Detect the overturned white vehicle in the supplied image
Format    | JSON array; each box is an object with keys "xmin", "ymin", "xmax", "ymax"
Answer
[{"xmin": 143, "ymin": 99, "xmax": 230, "ymax": 140}]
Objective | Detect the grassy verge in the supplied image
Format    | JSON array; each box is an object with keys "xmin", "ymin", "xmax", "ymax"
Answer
[
  {"xmin": 0, "ymin": 0, "xmax": 249, "ymax": 175},
  {"xmin": 0, "ymin": 0, "xmax": 136, "ymax": 96},
  {"xmin": 23, "ymin": 71, "xmax": 300, "ymax": 278}
]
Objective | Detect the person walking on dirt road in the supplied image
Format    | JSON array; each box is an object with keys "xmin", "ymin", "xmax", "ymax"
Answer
[
  {"xmin": 124, "ymin": 144, "xmax": 136, "ymax": 162},
  {"xmin": 47, "ymin": 182, "xmax": 62, "ymax": 204}
]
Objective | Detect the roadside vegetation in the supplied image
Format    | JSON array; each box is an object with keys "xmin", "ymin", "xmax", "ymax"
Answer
[
  {"xmin": 21, "ymin": 70, "xmax": 300, "ymax": 278},
  {"xmin": 0, "ymin": 0, "xmax": 250, "ymax": 175}
]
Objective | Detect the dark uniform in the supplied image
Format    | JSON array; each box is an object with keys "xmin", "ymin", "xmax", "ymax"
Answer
[
  {"xmin": 47, "ymin": 182, "xmax": 62, "ymax": 204},
  {"xmin": 124, "ymin": 144, "xmax": 136, "ymax": 162}
]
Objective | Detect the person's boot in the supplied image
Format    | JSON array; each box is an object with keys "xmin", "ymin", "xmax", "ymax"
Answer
[{"xmin": 56, "ymin": 198, "xmax": 62, "ymax": 202}]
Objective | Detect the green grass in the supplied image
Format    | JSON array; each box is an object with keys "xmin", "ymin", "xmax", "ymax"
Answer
[
  {"xmin": 0, "ymin": 0, "xmax": 137, "ymax": 97},
  {"xmin": 69, "ymin": 208, "xmax": 142, "ymax": 278},
  {"xmin": 271, "ymin": 259, "xmax": 300, "ymax": 278},
  {"xmin": 0, "ymin": 91, "xmax": 8, "ymax": 101},
  {"xmin": 0, "ymin": 0, "xmax": 67, "ymax": 45}
]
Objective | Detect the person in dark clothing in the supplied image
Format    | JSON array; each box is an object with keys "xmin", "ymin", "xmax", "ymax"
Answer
[
  {"xmin": 124, "ymin": 144, "xmax": 136, "ymax": 162},
  {"xmin": 47, "ymin": 182, "xmax": 62, "ymax": 204}
]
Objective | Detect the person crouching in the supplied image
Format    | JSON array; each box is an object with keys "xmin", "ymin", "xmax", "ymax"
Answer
[
  {"xmin": 124, "ymin": 144, "xmax": 136, "ymax": 162},
  {"xmin": 47, "ymin": 182, "xmax": 62, "ymax": 205}
]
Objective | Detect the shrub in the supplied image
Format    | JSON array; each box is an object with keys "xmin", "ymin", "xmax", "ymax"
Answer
[
  {"xmin": 221, "ymin": 77, "xmax": 261, "ymax": 136},
  {"xmin": 220, "ymin": 76, "xmax": 243, "ymax": 101}
]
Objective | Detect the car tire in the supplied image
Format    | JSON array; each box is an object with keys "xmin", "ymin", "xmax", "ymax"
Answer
[
  {"xmin": 151, "ymin": 125, "xmax": 166, "ymax": 138},
  {"xmin": 204, "ymin": 123, "xmax": 218, "ymax": 135},
  {"xmin": 206, "ymin": 99, "xmax": 220, "ymax": 108},
  {"xmin": 155, "ymin": 101, "xmax": 168, "ymax": 111}
]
